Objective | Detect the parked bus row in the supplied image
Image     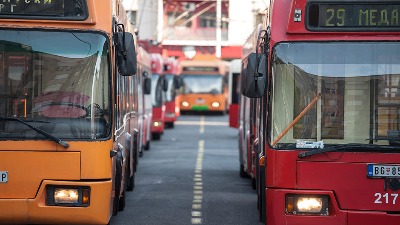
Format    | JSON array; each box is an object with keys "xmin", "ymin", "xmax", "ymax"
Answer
[
  {"xmin": 0, "ymin": 0, "xmax": 182, "ymax": 224},
  {"xmin": 236, "ymin": 0, "xmax": 400, "ymax": 224}
]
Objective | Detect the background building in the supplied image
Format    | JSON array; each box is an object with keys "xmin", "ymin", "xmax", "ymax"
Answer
[{"xmin": 122, "ymin": 0, "xmax": 267, "ymax": 60}]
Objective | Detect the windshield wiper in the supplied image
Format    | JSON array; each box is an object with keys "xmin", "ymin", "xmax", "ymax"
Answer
[
  {"xmin": 298, "ymin": 144, "xmax": 399, "ymax": 158},
  {"xmin": 0, "ymin": 116, "xmax": 69, "ymax": 148}
]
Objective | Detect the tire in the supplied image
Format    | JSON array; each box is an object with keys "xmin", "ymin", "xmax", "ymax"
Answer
[
  {"xmin": 112, "ymin": 161, "xmax": 122, "ymax": 216},
  {"xmin": 118, "ymin": 190, "xmax": 125, "ymax": 211},
  {"xmin": 126, "ymin": 155, "xmax": 135, "ymax": 192},
  {"xmin": 166, "ymin": 122, "xmax": 174, "ymax": 128},
  {"xmin": 258, "ymin": 168, "xmax": 266, "ymax": 222},
  {"xmin": 126, "ymin": 174, "xmax": 135, "ymax": 191},
  {"xmin": 144, "ymin": 141, "xmax": 150, "ymax": 150},
  {"xmin": 251, "ymin": 177, "xmax": 256, "ymax": 190},
  {"xmin": 152, "ymin": 133, "xmax": 161, "ymax": 140},
  {"xmin": 240, "ymin": 164, "xmax": 248, "ymax": 178}
]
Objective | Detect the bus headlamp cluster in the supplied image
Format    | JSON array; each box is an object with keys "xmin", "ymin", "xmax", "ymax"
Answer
[
  {"xmin": 286, "ymin": 195, "xmax": 329, "ymax": 215},
  {"xmin": 181, "ymin": 101, "xmax": 189, "ymax": 107},
  {"xmin": 153, "ymin": 121, "xmax": 162, "ymax": 127},
  {"xmin": 211, "ymin": 102, "xmax": 220, "ymax": 108},
  {"xmin": 46, "ymin": 185, "xmax": 90, "ymax": 207}
]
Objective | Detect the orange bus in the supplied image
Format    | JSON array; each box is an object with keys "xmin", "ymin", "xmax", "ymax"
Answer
[
  {"xmin": 241, "ymin": 0, "xmax": 400, "ymax": 224},
  {"xmin": 179, "ymin": 60, "xmax": 229, "ymax": 114},
  {"xmin": 0, "ymin": 0, "xmax": 140, "ymax": 224}
]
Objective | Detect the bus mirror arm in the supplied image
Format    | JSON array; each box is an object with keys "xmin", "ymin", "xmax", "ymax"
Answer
[{"xmin": 110, "ymin": 149, "xmax": 118, "ymax": 158}]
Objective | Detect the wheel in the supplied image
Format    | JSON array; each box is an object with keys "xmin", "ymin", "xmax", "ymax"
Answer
[
  {"xmin": 258, "ymin": 167, "xmax": 266, "ymax": 222},
  {"xmin": 152, "ymin": 133, "xmax": 161, "ymax": 140},
  {"xmin": 112, "ymin": 161, "xmax": 122, "ymax": 216},
  {"xmin": 166, "ymin": 122, "xmax": 174, "ymax": 128},
  {"xmin": 144, "ymin": 141, "xmax": 150, "ymax": 150},
  {"xmin": 118, "ymin": 190, "xmax": 125, "ymax": 211},
  {"xmin": 126, "ymin": 155, "xmax": 134, "ymax": 192},
  {"xmin": 126, "ymin": 174, "xmax": 135, "ymax": 192},
  {"xmin": 240, "ymin": 164, "xmax": 248, "ymax": 178}
]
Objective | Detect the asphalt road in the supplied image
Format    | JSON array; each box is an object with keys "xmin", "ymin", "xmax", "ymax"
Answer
[{"xmin": 110, "ymin": 114, "xmax": 261, "ymax": 225}]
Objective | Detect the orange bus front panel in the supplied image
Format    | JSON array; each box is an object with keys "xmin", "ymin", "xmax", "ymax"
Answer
[
  {"xmin": 0, "ymin": 151, "xmax": 80, "ymax": 199},
  {"xmin": 180, "ymin": 94, "xmax": 227, "ymax": 112},
  {"xmin": 0, "ymin": 180, "xmax": 112, "ymax": 225}
]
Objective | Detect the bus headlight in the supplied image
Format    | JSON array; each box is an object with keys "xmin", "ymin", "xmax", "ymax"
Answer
[
  {"xmin": 286, "ymin": 195, "xmax": 329, "ymax": 215},
  {"xmin": 182, "ymin": 101, "xmax": 189, "ymax": 107},
  {"xmin": 153, "ymin": 121, "xmax": 162, "ymax": 127},
  {"xmin": 46, "ymin": 185, "xmax": 90, "ymax": 207},
  {"xmin": 55, "ymin": 188, "xmax": 79, "ymax": 203},
  {"xmin": 211, "ymin": 102, "xmax": 220, "ymax": 108}
]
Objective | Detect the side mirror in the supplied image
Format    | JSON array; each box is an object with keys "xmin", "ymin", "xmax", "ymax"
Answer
[
  {"xmin": 144, "ymin": 76, "xmax": 151, "ymax": 95},
  {"xmin": 116, "ymin": 32, "xmax": 137, "ymax": 76},
  {"xmin": 241, "ymin": 53, "xmax": 267, "ymax": 98},
  {"xmin": 174, "ymin": 76, "xmax": 182, "ymax": 89},
  {"xmin": 162, "ymin": 78, "xmax": 168, "ymax": 92}
]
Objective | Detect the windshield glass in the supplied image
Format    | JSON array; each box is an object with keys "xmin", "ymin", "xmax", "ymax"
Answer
[
  {"xmin": 151, "ymin": 74, "xmax": 164, "ymax": 107},
  {"xmin": 181, "ymin": 74, "xmax": 222, "ymax": 94},
  {"xmin": 271, "ymin": 42, "xmax": 400, "ymax": 148},
  {"xmin": 165, "ymin": 74, "xmax": 176, "ymax": 102},
  {"xmin": 0, "ymin": 30, "xmax": 111, "ymax": 140}
]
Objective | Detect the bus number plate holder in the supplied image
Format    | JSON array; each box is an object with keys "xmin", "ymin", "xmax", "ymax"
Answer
[
  {"xmin": 368, "ymin": 164, "xmax": 400, "ymax": 178},
  {"xmin": 0, "ymin": 171, "xmax": 8, "ymax": 183}
]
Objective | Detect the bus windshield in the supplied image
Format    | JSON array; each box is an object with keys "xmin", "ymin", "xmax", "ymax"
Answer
[
  {"xmin": 271, "ymin": 42, "xmax": 400, "ymax": 148},
  {"xmin": 0, "ymin": 30, "xmax": 111, "ymax": 140},
  {"xmin": 181, "ymin": 74, "xmax": 223, "ymax": 94}
]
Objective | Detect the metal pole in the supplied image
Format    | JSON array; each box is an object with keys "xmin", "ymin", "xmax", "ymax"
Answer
[{"xmin": 216, "ymin": 0, "xmax": 222, "ymax": 58}]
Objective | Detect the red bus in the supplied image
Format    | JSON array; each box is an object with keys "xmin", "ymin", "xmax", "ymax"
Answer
[
  {"xmin": 241, "ymin": 1, "xmax": 400, "ymax": 224},
  {"xmin": 136, "ymin": 46, "xmax": 152, "ymax": 154},
  {"xmin": 150, "ymin": 53, "xmax": 166, "ymax": 140},
  {"xmin": 163, "ymin": 57, "xmax": 181, "ymax": 128},
  {"xmin": 0, "ymin": 0, "xmax": 140, "ymax": 224},
  {"xmin": 228, "ymin": 59, "xmax": 241, "ymax": 128},
  {"xmin": 238, "ymin": 24, "xmax": 262, "ymax": 191}
]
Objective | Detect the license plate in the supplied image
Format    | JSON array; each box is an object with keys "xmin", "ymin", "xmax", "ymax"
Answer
[
  {"xmin": 195, "ymin": 99, "xmax": 205, "ymax": 104},
  {"xmin": 0, "ymin": 171, "xmax": 8, "ymax": 183},
  {"xmin": 367, "ymin": 164, "xmax": 400, "ymax": 178}
]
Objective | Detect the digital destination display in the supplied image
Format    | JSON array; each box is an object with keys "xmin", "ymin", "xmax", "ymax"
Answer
[
  {"xmin": 183, "ymin": 67, "xmax": 219, "ymax": 72},
  {"xmin": 0, "ymin": 0, "xmax": 87, "ymax": 20},
  {"xmin": 307, "ymin": 3, "xmax": 400, "ymax": 31}
]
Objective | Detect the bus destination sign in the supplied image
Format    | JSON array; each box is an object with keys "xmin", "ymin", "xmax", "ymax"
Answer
[
  {"xmin": 183, "ymin": 67, "xmax": 219, "ymax": 72},
  {"xmin": 307, "ymin": 3, "xmax": 400, "ymax": 31},
  {"xmin": 0, "ymin": 0, "xmax": 87, "ymax": 20}
]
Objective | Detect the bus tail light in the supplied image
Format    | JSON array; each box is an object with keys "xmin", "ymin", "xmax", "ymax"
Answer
[
  {"xmin": 46, "ymin": 186, "xmax": 90, "ymax": 207},
  {"xmin": 286, "ymin": 195, "xmax": 329, "ymax": 215}
]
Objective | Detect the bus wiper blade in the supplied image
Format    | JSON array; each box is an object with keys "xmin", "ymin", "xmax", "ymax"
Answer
[
  {"xmin": 298, "ymin": 144, "xmax": 397, "ymax": 158},
  {"xmin": 0, "ymin": 116, "xmax": 69, "ymax": 148}
]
